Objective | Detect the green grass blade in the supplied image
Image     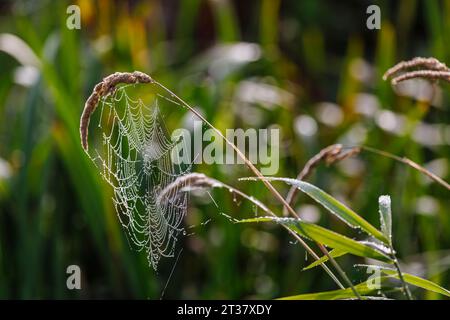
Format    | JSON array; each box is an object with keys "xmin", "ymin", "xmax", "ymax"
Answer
[
  {"xmin": 358, "ymin": 265, "xmax": 450, "ymax": 298},
  {"xmin": 378, "ymin": 195, "xmax": 392, "ymax": 244},
  {"xmin": 382, "ymin": 269, "xmax": 450, "ymax": 297},
  {"xmin": 277, "ymin": 280, "xmax": 389, "ymax": 300},
  {"xmin": 302, "ymin": 248, "xmax": 347, "ymax": 271},
  {"xmin": 241, "ymin": 177, "xmax": 388, "ymax": 243},
  {"xmin": 238, "ymin": 217, "xmax": 392, "ymax": 263}
]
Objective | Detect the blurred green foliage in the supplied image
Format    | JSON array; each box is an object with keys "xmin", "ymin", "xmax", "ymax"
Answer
[{"xmin": 0, "ymin": 0, "xmax": 449, "ymax": 299}]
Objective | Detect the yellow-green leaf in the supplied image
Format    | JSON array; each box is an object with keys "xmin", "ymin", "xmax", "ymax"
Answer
[
  {"xmin": 382, "ymin": 269, "xmax": 450, "ymax": 297},
  {"xmin": 277, "ymin": 279, "xmax": 391, "ymax": 300},
  {"xmin": 241, "ymin": 177, "xmax": 388, "ymax": 243},
  {"xmin": 303, "ymin": 248, "xmax": 347, "ymax": 271},
  {"xmin": 238, "ymin": 217, "xmax": 392, "ymax": 263}
]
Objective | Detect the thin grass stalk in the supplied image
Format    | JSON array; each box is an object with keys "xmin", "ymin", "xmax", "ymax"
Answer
[
  {"xmin": 361, "ymin": 146, "xmax": 450, "ymax": 191},
  {"xmin": 391, "ymin": 255, "xmax": 413, "ymax": 300},
  {"xmin": 284, "ymin": 144, "xmax": 360, "ymax": 216},
  {"xmin": 289, "ymin": 144, "xmax": 450, "ymax": 193}
]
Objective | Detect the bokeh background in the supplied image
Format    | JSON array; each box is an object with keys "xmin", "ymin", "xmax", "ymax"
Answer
[{"xmin": 0, "ymin": 0, "xmax": 449, "ymax": 299}]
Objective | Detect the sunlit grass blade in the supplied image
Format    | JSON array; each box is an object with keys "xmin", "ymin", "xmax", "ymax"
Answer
[
  {"xmin": 303, "ymin": 248, "xmax": 347, "ymax": 271},
  {"xmin": 237, "ymin": 217, "xmax": 392, "ymax": 263},
  {"xmin": 241, "ymin": 177, "xmax": 388, "ymax": 243},
  {"xmin": 277, "ymin": 279, "xmax": 391, "ymax": 300},
  {"xmin": 382, "ymin": 269, "xmax": 450, "ymax": 297},
  {"xmin": 358, "ymin": 265, "xmax": 450, "ymax": 298},
  {"xmin": 378, "ymin": 195, "xmax": 392, "ymax": 243}
]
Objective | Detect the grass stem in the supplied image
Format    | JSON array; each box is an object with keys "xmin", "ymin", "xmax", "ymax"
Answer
[{"xmin": 361, "ymin": 146, "xmax": 450, "ymax": 191}]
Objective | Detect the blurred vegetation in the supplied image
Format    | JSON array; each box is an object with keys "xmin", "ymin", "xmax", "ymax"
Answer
[{"xmin": 0, "ymin": 0, "xmax": 449, "ymax": 299}]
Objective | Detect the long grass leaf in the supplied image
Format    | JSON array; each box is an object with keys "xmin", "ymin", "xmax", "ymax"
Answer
[
  {"xmin": 303, "ymin": 248, "xmax": 347, "ymax": 271},
  {"xmin": 358, "ymin": 265, "xmax": 450, "ymax": 298},
  {"xmin": 238, "ymin": 217, "xmax": 392, "ymax": 262},
  {"xmin": 277, "ymin": 279, "xmax": 391, "ymax": 300},
  {"xmin": 382, "ymin": 269, "xmax": 450, "ymax": 297},
  {"xmin": 241, "ymin": 177, "xmax": 388, "ymax": 243}
]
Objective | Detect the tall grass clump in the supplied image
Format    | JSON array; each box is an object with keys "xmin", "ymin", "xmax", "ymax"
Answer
[{"xmin": 80, "ymin": 57, "xmax": 450, "ymax": 300}]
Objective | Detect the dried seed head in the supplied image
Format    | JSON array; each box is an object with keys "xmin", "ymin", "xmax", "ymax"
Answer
[
  {"xmin": 80, "ymin": 71, "xmax": 153, "ymax": 151},
  {"xmin": 390, "ymin": 70, "xmax": 450, "ymax": 85},
  {"xmin": 158, "ymin": 173, "xmax": 216, "ymax": 202},
  {"xmin": 283, "ymin": 144, "xmax": 360, "ymax": 216},
  {"xmin": 298, "ymin": 144, "xmax": 361, "ymax": 180},
  {"xmin": 383, "ymin": 57, "xmax": 450, "ymax": 85}
]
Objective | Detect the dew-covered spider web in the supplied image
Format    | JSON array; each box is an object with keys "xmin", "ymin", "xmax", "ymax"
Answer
[{"xmin": 87, "ymin": 85, "xmax": 191, "ymax": 270}]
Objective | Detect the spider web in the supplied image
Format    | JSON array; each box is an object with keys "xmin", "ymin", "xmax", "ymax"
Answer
[{"xmin": 88, "ymin": 85, "xmax": 191, "ymax": 270}]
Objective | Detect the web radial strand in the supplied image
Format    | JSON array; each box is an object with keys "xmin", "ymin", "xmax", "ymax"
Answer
[{"xmin": 88, "ymin": 85, "xmax": 191, "ymax": 270}]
